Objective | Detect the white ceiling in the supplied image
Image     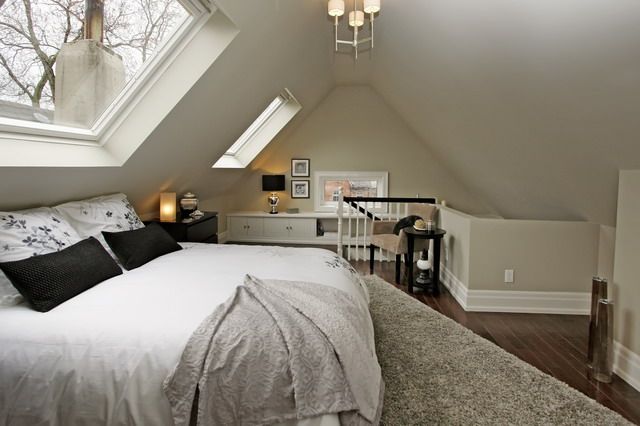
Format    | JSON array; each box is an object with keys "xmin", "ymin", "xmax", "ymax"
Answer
[{"xmin": 2, "ymin": 0, "xmax": 639, "ymax": 226}]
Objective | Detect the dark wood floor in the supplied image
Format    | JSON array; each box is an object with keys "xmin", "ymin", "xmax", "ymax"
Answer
[{"xmin": 351, "ymin": 260, "xmax": 640, "ymax": 425}]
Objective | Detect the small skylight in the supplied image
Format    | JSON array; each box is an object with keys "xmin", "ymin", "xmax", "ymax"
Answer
[{"xmin": 213, "ymin": 89, "xmax": 301, "ymax": 169}]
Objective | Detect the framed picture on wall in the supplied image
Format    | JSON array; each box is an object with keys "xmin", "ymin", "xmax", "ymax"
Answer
[
  {"xmin": 291, "ymin": 158, "xmax": 310, "ymax": 177},
  {"xmin": 291, "ymin": 180, "xmax": 310, "ymax": 199}
]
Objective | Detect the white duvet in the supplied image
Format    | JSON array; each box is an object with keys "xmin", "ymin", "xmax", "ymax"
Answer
[{"xmin": 0, "ymin": 244, "xmax": 367, "ymax": 426}]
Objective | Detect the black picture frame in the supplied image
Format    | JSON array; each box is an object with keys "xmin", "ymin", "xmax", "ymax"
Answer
[
  {"xmin": 291, "ymin": 158, "xmax": 310, "ymax": 177},
  {"xmin": 291, "ymin": 180, "xmax": 310, "ymax": 199}
]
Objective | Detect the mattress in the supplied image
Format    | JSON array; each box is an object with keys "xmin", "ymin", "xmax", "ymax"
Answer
[{"xmin": 0, "ymin": 243, "xmax": 368, "ymax": 426}]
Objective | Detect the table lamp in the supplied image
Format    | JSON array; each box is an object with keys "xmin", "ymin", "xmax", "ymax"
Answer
[
  {"xmin": 262, "ymin": 175, "xmax": 285, "ymax": 214},
  {"xmin": 160, "ymin": 192, "xmax": 177, "ymax": 222}
]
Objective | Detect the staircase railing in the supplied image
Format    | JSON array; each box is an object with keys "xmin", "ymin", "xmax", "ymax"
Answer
[{"xmin": 336, "ymin": 189, "xmax": 437, "ymax": 261}]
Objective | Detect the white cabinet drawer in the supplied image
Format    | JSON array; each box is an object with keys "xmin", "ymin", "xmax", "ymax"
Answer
[
  {"xmin": 227, "ymin": 213, "xmax": 335, "ymax": 244},
  {"xmin": 263, "ymin": 218, "xmax": 290, "ymax": 238},
  {"xmin": 287, "ymin": 218, "xmax": 316, "ymax": 239},
  {"xmin": 246, "ymin": 218, "xmax": 263, "ymax": 237},
  {"xmin": 229, "ymin": 217, "xmax": 264, "ymax": 239}
]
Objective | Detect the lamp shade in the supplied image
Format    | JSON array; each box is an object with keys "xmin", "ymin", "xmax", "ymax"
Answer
[
  {"xmin": 364, "ymin": 0, "xmax": 380, "ymax": 13},
  {"xmin": 159, "ymin": 192, "xmax": 177, "ymax": 222},
  {"xmin": 349, "ymin": 10, "xmax": 364, "ymax": 27},
  {"xmin": 262, "ymin": 175, "xmax": 285, "ymax": 192},
  {"xmin": 328, "ymin": 0, "xmax": 345, "ymax": 17}
]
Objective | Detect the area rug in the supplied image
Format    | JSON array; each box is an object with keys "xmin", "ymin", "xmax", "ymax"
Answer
[{"xmin": 362, "ymin": 274, "xmax": 631, "ymax": 425}]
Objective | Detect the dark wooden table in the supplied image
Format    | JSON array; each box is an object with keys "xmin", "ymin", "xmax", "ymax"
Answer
[
  {"xmin": 404, "ymin": 227, "xmax": 446, "ymax": 294},
  {"xmin": 147, "ymin": 211, "xmax": 218, "ymax": 243}
]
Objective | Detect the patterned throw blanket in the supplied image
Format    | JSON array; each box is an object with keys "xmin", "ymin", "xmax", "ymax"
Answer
[{"xmin": 163, "ymin": 275, "xmax": 384, "ymax": 426}]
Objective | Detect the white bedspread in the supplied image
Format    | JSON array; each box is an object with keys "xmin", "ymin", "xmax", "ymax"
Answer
[{"xmin": 0, "ymin": 244, "xmax": 367, "ymax": 426}]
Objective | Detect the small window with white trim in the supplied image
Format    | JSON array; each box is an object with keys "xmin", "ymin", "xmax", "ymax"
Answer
[
  {"xmin": 314, "ymin": 171, "xmax": 388, "ymax": 212},
  {"xmin": 213, "ymin": 89, "xmax": 301, "ymax": 168}
]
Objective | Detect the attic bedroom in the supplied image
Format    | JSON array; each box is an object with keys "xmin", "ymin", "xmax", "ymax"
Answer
[{"xmin": 1, "ymin": 0, "xmax": 639, "ymax": 424}]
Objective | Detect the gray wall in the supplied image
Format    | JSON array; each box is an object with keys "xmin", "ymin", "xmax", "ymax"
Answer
[
  {"xmin": 221, "ymin": 85, "xmax": 494, "ymax": 222},
  {"xmin": 613, "ymin": 170, "xmax": 640, "ymax": 355}
]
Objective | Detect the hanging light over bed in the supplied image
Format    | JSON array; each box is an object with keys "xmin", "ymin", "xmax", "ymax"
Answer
[{"xmin": 328, "ymin": 0, "xmax": 381, "ymax": 60}]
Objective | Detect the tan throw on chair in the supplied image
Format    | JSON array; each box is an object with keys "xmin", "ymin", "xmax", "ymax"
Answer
[{"xmin": 369, "ymin": 204, "xmax": 437, "ymax": 284}]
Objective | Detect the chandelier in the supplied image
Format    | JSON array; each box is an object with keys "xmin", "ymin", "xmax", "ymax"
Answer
[{"xmin": 328, "ymin": 0, "xmax": 381, "ymax": 59}]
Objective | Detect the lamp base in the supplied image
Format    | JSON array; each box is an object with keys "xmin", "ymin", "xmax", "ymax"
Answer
[{"xmin": 268, "ymin": 192, "xmax": 280, "ymax": 214}]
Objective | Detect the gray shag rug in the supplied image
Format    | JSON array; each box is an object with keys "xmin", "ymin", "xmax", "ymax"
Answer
[{"xmin": 363, "ymin": 274, "xmax": 631, "ymax": 425}]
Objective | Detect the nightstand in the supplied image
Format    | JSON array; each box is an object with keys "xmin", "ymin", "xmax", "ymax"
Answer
[{"xmin": 149, "ymin": 212, "xmax": 218, "ymax": 243}]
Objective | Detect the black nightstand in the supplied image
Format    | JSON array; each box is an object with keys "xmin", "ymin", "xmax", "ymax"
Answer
[{"xmin": 148, "ymin": 212, "xmax": 218, "ymax": 243}]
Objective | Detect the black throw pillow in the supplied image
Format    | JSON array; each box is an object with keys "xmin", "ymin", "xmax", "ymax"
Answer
[
  {"xmin": 102, "ymin": 222, "xmax": 182, "ymax": 271},
  {"xmin": 0, "ymin": 237, "xmax": 122, "ymax": 312},
  {"xmin": 393, "ymin": 215, "xmax": 423, "ymax": 235}
]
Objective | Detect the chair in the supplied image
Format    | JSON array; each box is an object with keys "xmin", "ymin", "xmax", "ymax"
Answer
[{"xmin": 369, "ymin": 203, "xmax": 438, "ymax": 284}]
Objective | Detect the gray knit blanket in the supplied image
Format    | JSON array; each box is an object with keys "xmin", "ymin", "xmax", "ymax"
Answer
[{"xmin": 163, "ymin": 275, "xmax": 384, "ymax": 426}]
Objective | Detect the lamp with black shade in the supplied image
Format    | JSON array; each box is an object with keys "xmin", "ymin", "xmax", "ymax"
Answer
[{"xmin": 262, "ymin": 175, "xmax": 286, "ymax": 214}]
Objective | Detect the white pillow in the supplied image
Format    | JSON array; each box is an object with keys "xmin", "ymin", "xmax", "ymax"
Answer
[
  {"xmin": 0, "ymin": 207, "xmax": 83, "ymax": 306},
  {"xmin": 53, "ymin": 193, "xmax": 145, "ymax": 239}
]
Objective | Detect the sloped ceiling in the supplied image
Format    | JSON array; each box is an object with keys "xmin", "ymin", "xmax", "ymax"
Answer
[
  {"xmin": 336, "ymin": 0, "xmax": 640, "ymax": 226},
  {"xmin": 0, "ymin": 0, "xmax": 336, "ymax": 213},
  {"xmin": 2, "ymin": 0, "xmax": 638, "ymax": 227}
]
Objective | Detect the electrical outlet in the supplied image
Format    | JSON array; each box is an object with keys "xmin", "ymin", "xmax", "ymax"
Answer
[{"xmin": 504, "ymin": 269, "xmax": 514, "ymax": 283}]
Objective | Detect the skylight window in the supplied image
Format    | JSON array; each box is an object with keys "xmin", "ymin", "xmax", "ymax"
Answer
[
  {"xmin": 0, "ymin": 2, "xmax": 239, "ymax": 167},
  {"xmin": 213, "ymin": 89, "xmax": 301, "ymax": 169},
  {"xmin": 0, "ymin": 0, "xmax": 190, "ymax": 130}
]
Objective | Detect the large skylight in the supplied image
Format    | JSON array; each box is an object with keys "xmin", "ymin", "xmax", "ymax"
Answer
[
  {"xmin": 0, "ymin": 0, "xmax": 190, "ymax": 130},
  {"xmin": 0, "ymin": 2, "xmax": 240, "ymax": 167},
  {"xmin": 213, "ymin": 89, "xmax": 302, "ymax": 169}
]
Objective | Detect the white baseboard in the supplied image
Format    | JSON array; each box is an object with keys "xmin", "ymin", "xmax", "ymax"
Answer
[
  {"xmin": 465, "ymin": 290, "xmax": 590, "ymax": 315},
  {"xmin": 614, "ymin": 341, "xmax": 640, "ymax": 392},
  {"xmin": 217, "ymin": 231, "xmax": 228, "ymax": 244},
  {"xmin": 439, "ymin": 265, "xmax": 590, "ymax": 315},
  {"xmin": 439, "ymin": 266, "xmax": 468, "ymax": 309}
]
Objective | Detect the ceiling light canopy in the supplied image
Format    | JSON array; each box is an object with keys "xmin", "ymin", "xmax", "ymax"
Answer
[{"xmin": 328, "ymin": 0, "xmax": 380, "ymax": 59}]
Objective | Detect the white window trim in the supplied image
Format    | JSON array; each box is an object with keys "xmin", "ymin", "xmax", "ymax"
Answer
[
  {"xmin": 313, "ymin": 171, "xmax": 389, "ymax": 212},
  {"xmin": 0, "ymin": 1, "xmax": 238, "ymax": 167},
  {"xmin": 0, "ymin": 0, "xmax": 211, "ymax": 147},
  {"xmin": 213, "ymin": 89, "xmax": 302, "ymax": 169}
]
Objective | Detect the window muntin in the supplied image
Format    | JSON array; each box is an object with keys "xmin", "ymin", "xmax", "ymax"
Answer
[
  {"xmin": 213, "ymin": 89, "xmax": 301, "ymax": 169},
  {"xmin": 0, "ymin": 0, "xmax": 189, "ymax": 130},
  {"xmin": 314, "ymin": 171, "xmax": 388, "ymax": 212}
]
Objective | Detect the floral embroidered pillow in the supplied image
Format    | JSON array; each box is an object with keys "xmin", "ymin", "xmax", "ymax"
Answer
[
  {"xmin": 53, "ymin": 193, "xmax": 145, "ymax": 240},
  {"xmin": 0, "ymin": 207, "xmax": 82, "ymax": 306}
]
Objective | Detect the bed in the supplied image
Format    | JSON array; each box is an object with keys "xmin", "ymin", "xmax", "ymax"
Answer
[{"xmin": 0, "ymin": 195, "xmax": 382, "ymax": 426}]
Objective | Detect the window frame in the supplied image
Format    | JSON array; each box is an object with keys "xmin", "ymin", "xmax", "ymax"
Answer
[
  {"xmin": 313, "ymin": 171, "xmax": 389, "ymax": 212},
  {"xmin": 0, "ymin": 0, "xmax": 211, "ymax": 146},
  {"xmin": 213, "ymin": 89, "xmax": 302, "ymax": 169}
]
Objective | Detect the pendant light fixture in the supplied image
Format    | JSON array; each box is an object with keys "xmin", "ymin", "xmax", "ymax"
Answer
[{"xmin": 328, "ymin": 0, "xmax": 381, "ymax": 59}]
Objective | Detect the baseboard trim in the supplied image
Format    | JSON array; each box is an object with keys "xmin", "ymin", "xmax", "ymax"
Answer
[
  {"xmin": 439, "ymin": 266, "xmax": 468, "ymax": 310},
  {"xmin": 438, "ymin": 265, "xmax": 589, "ymax": 315},
  {"xmin": 217, "ymin": 231, "xmax": 229, "ymax": 244},
  {"xmin": 614, "ymin": 341, "xmax": 640, "ymax": 392},
  {"xmin": 465, "ymin": 290, "xmax": 590, "ymax": 314}
]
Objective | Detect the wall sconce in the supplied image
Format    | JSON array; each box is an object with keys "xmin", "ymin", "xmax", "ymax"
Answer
[{"xmin": 160, "ymin": 192, "xmax": 177, "ymax": 222}]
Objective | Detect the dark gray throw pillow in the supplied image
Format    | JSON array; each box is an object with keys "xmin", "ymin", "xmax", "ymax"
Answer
[
  {"xmin": 102, "ymin": 222, "xmax": 182, "ymax": 271},
  {"xmin": 0, "ymin": 237, "xmax": 122, "ymax": 312}
]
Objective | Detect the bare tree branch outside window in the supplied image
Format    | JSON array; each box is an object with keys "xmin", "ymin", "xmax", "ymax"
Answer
[{"xmin": 0, "ymin": 0, "xmax": 187, "ymax": 111}]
